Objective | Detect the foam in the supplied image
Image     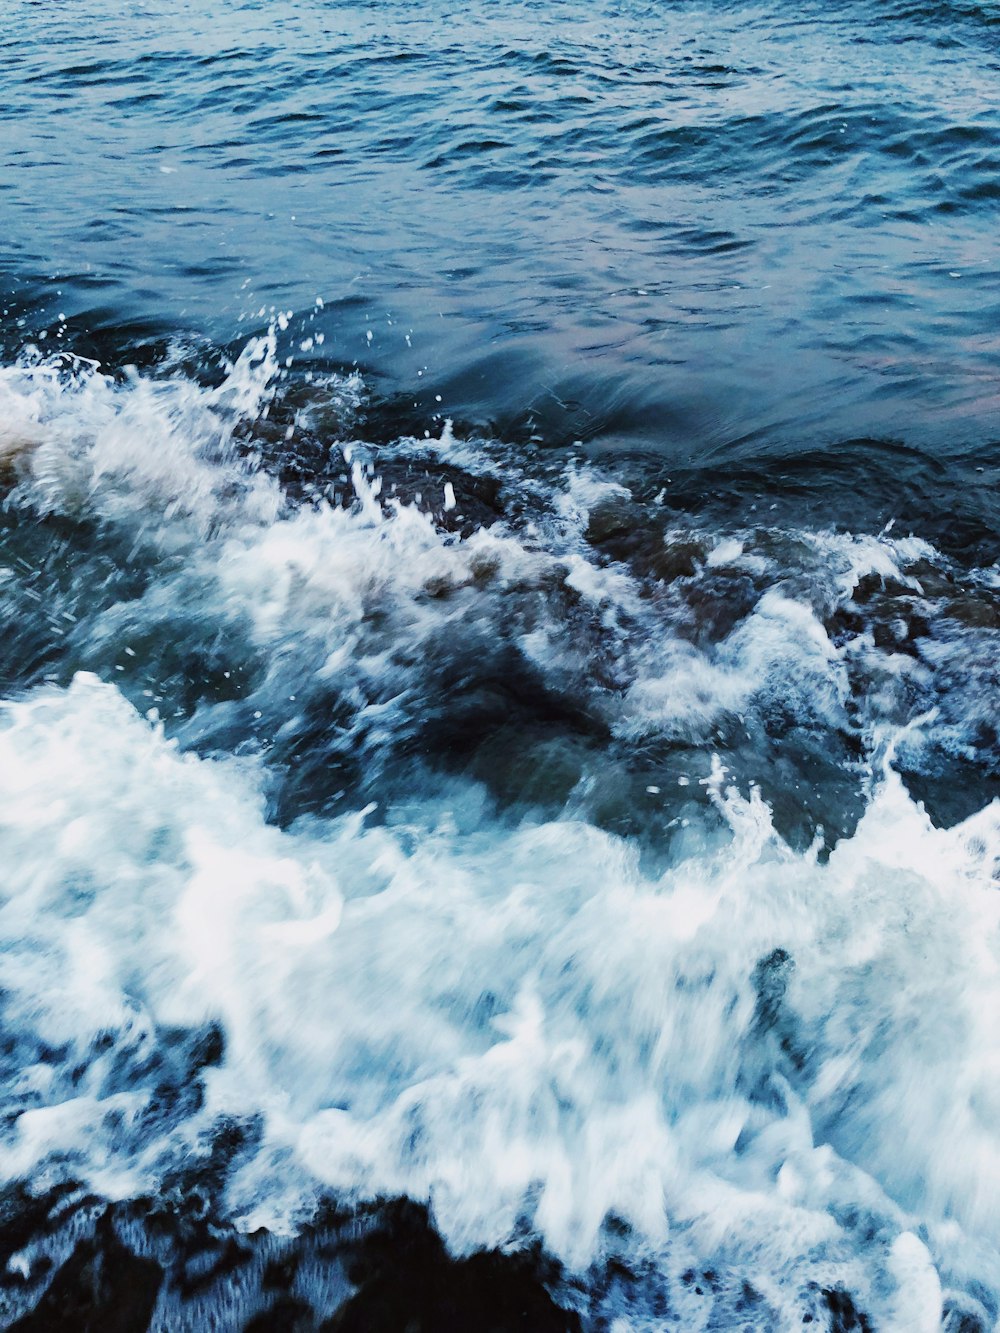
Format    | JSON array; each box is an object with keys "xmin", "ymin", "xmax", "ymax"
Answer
[
  {"xmin": 1, "ymin": 347, "xmax": 987, "ymax": 791},
  {"xmin": 2, "ymin": 673, "xmax": 1000, "ymax": 1323},
  {"xmin": 3, "ymin": 346, "xmax": 1000, "ymax": 1323},
  {"xmin": 3, "ymin": 336, "xmax": 283, "ymax": 543}
]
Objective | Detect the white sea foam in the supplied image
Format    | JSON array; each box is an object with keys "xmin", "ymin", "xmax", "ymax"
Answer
[
  {"xmin": 2, "ymin": 674, "xmax": 1000, "ymax": 1327},
  {"xmin": 2, "ymin": 336, "xmax": 283, "ymax": 543},
  {"xmin": 2, "ymin": 348, "xmax": 1000, "ymax": 1326}
]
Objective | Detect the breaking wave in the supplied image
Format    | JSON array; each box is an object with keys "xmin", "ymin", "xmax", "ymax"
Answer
[{"xmin": 1, "ymin": 341, "xmax": 999, "ymax": 1329}]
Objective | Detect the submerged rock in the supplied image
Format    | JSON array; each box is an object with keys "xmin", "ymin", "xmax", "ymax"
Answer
[
  {"xmin": 0, "ymin": 1189, "xmax": 577, "ymax": 1333},
  {"xmin": 7, "ymin": 1214, "xmax": 162, "ymax": 1333}
]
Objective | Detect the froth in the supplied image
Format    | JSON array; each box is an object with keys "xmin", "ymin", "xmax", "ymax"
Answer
[
  {"xmin": 2, "ymin": 673, "xmax": 1000, "ymax": 1325},
  {"xmin": 3, "ymin": 343, "xmax": 1000, "ymax": 1325},
  {"xmin": 3, "ymin": 336, "xmax": 283, "ymax": 542}
]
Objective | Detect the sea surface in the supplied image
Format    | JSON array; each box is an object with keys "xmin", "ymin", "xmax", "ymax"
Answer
[{"xmin": 1, "ymin": 1, "xmax": 999, "ymax": 1329}]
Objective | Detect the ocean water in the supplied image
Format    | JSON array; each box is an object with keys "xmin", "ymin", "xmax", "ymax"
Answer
[{"xmin": 1, "ymin": 2, "xmax": 999, "ymax": 1329}]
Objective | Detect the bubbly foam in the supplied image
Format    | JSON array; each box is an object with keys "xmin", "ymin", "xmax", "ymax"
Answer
[
  {"xmin": 2, "ymin": 345, "xmax": 1000, "ymax": 1327},
  {"xmin": 3, "ymin": 674, "xmax": 1000, "ymax": 1326}
]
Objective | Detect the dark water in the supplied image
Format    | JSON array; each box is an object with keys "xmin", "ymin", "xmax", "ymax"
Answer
[
  {"xmin": 5, "ymin": 0, "xmax": 999, "ymax": 454},
  {"xmin": 1, "ymin": 2, "xmax": 1000, "ymax": 1330}
]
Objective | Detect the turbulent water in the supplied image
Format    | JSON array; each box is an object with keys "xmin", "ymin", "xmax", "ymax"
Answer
[{"xmin": 1, "ymin": 2, "xmax": 999, "ymax": 1330}]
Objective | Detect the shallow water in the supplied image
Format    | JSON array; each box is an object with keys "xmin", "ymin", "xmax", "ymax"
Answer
[{"xmin": 1, "ymin": 2, "xmax": 1000, "ymax": 1330}]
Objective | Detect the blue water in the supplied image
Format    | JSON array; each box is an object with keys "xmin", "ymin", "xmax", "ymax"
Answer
[
  {"xmin": 1, "ymin": 2, "xmax": 1000, "ymax": 1329},
  {"xmin": 4, "ymin": 0, "xmax": 999, "ymax": 453}
]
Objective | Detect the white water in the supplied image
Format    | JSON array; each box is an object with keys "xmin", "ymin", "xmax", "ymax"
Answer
[{"xmin": 2, "ymin": 345, "xmax": 1000, "ymax": 1330}]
